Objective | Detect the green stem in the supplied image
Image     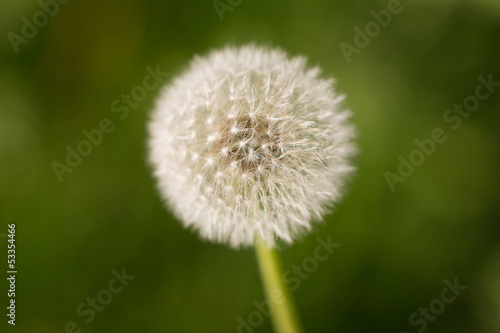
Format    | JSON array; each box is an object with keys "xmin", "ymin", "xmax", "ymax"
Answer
[{"xmin": 255, "ymin": 239, "xmax": 304, "ymax": 333}]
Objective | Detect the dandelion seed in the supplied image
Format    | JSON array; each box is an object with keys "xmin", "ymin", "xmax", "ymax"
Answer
[{"xmin": 148, "ymin": 44, "xmax": 356, "ymax": 248}]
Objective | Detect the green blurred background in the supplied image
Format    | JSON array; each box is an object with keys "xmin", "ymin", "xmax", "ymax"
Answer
[{"xmin": 1, "ymin": 0, "xmax": 500, "ymax": 332}]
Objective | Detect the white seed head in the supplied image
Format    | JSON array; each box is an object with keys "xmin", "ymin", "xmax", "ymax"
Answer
[{"xmin": 148, "ymin": 45, "xmax": 356, "ymax": 248}]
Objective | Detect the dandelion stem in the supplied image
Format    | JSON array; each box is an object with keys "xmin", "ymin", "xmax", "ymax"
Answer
[{"xmin": 255, "ymin": 239, "xmax": 304, "ymax": 333}]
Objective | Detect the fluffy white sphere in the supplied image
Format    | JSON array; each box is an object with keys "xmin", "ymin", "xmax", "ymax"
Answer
[{"xmin": 148, "ymin": 45, "xmax": 356, "ymax": 248}]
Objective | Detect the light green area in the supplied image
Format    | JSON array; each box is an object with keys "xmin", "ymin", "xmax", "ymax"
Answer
[{"xmin": 255, "ymin": 239, "xmax": 304, "ymax": 333}]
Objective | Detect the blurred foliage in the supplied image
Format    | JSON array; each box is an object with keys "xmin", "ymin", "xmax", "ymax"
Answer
[{"xmin": 0, "ymin": 0, "xmax": 499, "ymax": 332}]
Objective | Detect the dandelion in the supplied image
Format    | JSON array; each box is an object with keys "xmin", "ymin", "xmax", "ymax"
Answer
[
  {"xmin": 148, "ymin": 44, "xmax": 356, "ymax": 248},
  {"xmin": 148, "ymin": 44, "xmax": 356, "ymax": 333}
]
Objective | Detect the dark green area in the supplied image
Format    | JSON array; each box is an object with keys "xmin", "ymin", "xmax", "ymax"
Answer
[{"xmin": 1, "ymin": 0, "xmax": 499, "ymax": 332}]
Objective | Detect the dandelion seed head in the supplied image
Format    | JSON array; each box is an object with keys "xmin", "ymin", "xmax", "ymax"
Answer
[{"xmin": 148, "ymin": 44, "xmax": 356, "ymax": 248}]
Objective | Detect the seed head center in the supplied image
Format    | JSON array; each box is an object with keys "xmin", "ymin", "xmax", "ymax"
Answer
[{"xmin": 215, "ymin": 115, "xmax": 281, "ymax": 172}]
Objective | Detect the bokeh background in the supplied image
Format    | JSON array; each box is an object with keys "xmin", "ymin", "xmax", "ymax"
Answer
[{"xmin": 1, "ymin": 0, "xmax": 500, "ymax": 332}]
